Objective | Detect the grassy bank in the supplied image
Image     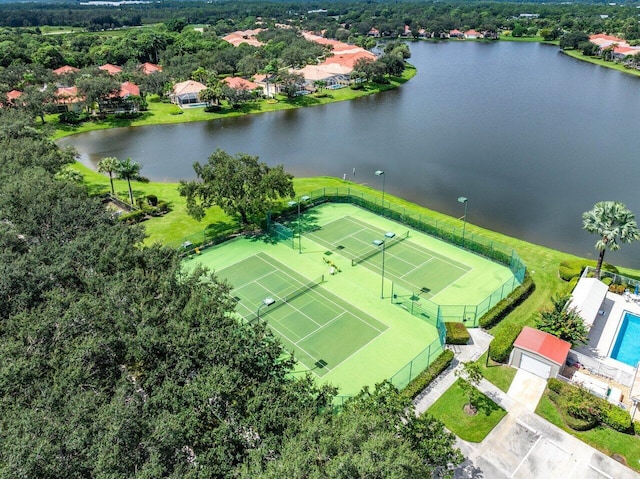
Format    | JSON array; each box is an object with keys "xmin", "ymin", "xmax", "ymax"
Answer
[
  {"xmin": 561, "ymin": 49, "xmax": 640, "ymax": 78},
  {"xmin": 51, "ymin": 66, "xmax": 416, "ymax": 140}
]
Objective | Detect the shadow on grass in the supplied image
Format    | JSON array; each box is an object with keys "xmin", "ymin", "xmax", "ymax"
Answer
[{"xmin": 472, "ymin": 389, "xmax": 504, "ymax": 417}]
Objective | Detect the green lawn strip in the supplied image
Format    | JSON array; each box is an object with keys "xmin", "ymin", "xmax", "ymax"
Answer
[
  {"xmin": 428, "ymin": 378, "xmax": 507, "ymax": 442},
  {"xmin": 498, "ymin": 35, "xmax": 544, "ymax": 42},
  {"xmin": 561, "ymin": 49, "xmax": 640, "ymax": 78},
  {"xmin": 50, "ymin": 67, "xmax": 416, "ymax": 140},
  {"xmin": 536, "ymin": 390, "xmax": 640, "ymax": 472},
  {"xmin": 477, "ymin": 352, "xmax": 517, "ymax": 393}
]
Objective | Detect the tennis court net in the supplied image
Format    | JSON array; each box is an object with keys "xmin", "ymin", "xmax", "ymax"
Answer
[
  {"xmin": 351, "ymin": 231, "xmax": 410, "ymax": 266},
  {"xmin": 245, "ymin": 274, "xmax": 325, "ymax": 322}
]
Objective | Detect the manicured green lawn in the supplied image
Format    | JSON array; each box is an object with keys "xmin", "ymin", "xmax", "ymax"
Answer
[
  {"xmin": 561, "ymin": 49, "xmax": 640, "ymax": 78},
  {"xmin": 50, "ymin": 67, "xmax": 416, "ymax": 140},
  {"xmin": 428, "ymin": 379, "xmax": 507, "ymax": 442},
  {"xmin": 477, "ymin": 352, "xmax": 517, "ymax": 393},
  {"xmin": 499, "ymin": 34, "xmax": 544, "ymax": 42},
  {"xmin": 536, "ymin": 390, "xmax": 640, "ymax": 472}
]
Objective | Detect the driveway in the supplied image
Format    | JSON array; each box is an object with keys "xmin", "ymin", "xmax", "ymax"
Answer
[{"xmin": 454, "ymin": 372, "xmax": 639, "ymax": 478}]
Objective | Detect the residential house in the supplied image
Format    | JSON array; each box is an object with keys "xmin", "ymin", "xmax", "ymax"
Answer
[
  {"xmin": 368, "ymin": 28, "xmax": 380, "ymax": 38},
  {"xmin": 54, "ymin": 86, "xmax": 82, "ymax": 112},
  {"xmin": 4, "ymin": 89, "xmax": 22, "ymax": 107},
  {"xmin": 222, "ymin": 77, "xmax": 259, "ymax": 91},
  {"xmin": 100, "ymin": 81, "xmax": 142, "ymax": 113},
  {"xmin": 253, "ymin": 73, "xmax": 280, "ymax": 98},
  {"xmin": 222, "ymin": 29, "xmax": 264, "ymax": 47},
  {"xmin": 53, "ymin": 65, "xmax": 80, "ymax": 76},
  {"xmin": 99, "ymin": 63, "xmax": 123, "ymax": 75},
  {"xmin": 292, "ymin": 64, "xmax": 351, "ymax": 91},
  {"xmin": 464, "ymin": 29, "xmax": 481, "ymax": 39},
  {"xmin": 449, "ymin": 29, "xmax": 464, "ymax": 39},
  {"xmin": 139, "ymin": 62, "xmax": 162, "ymax": 75},
  {"xmin": 170, "ymin": 80, "xmax": 206, "ymax": 107}
]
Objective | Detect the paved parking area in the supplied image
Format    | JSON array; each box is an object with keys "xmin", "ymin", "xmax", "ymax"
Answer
[
  {"xmin": 418, "ymin": 330, "xmax": 640, "ymax": 478},
  {"xmin": 456, "ymin": 405, "xmax": 639, "ymax": 478}
]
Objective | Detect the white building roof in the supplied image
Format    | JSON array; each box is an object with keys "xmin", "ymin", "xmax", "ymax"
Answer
[{"xmin": 569, "ymin": 277, "xmax": 609, "ymax": 329}]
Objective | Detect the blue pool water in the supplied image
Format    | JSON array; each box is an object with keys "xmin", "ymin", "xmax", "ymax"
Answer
[{"xmin": 611, "ymin": 312, "xmax": 640, "ymax": 367}]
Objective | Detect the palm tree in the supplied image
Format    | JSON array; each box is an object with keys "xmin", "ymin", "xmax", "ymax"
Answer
[
  {"xmin": 97, "ymin": 156, "xmax": 120, "ymax": 195},
  {"xmin": 117, "ymin": 157, "xmax": 147, "ymax": 205},
  {"xmin": 582, "ymin": 201, "xmax": 640, "ymax": 278}
]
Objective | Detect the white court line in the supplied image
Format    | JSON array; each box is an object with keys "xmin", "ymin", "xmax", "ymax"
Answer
[{"xmin": 296, "ymin": 311, "xmax": 347, "ymax": 343}]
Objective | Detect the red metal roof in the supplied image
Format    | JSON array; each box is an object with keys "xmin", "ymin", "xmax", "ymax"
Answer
[{"xmin": 513, "ymin": 326, "xmax": 571, "ymax": 365}]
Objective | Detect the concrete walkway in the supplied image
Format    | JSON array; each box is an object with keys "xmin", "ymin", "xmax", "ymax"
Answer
[{"xmin": 414, "ymin": 329, "xmax": 640, "ymax": 478}]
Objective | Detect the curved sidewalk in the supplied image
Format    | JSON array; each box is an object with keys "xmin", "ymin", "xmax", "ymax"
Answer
[{"xmin": 414, "ymin": 328, "xmax": 640, "ymax": 479}]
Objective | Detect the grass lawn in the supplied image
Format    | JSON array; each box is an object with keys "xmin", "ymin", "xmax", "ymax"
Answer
[
  {"xmin": 477, "ymin": 352, "xmax": 517, "ymax": 393},
  {"xmin": 428, "ymin": 379, "xmax": 507, "ymax": 442},
  {"xmin": 536, "ymin": 390, "xmax": 640, "ymax": 472},
  {"xmin": 50, "ymin": 66, "xmax": 416, "ymax": 140},
  {"xmin": 498, "ymin": 34, "xmax": 544, "ymax": 42},
  {"xmin": 561, "ymin": 49, "xmax": 640, "ymax": 78}
]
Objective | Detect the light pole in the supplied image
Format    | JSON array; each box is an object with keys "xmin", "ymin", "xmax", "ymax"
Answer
[
  {"xmin": 257, "ymin": 297, "xmax": 275, "ymax": 320},
  {"xmin": 373, "ymin": 239, "xmax": 386, "ymax": 298},
  {"xmin": 298, "ymin": 195, "xmax": 310, "ymax": 254},
  {"xmin": 375, "ymin": 170, "xmax": 385, "ymax": 208},
  {"xmin": 458, "ymin": 196, "xmax": 468, "ymax": 244}
]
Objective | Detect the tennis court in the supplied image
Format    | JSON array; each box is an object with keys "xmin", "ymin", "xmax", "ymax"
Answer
[
  {"xmin": 219, "ymin": 252, "xmax": 389, "ymax": 377},
  {"xmin": 306, "ymin": 216, "xmax": 471, "ymax": 299}
]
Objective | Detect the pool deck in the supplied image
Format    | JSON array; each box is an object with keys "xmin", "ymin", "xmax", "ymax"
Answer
[{"xmin": 573, "ymin": 290, "xmax": 640, "ymax": 416}]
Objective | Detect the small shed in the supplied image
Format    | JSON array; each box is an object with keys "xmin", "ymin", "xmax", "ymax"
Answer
[
  {"xmin": 509, "ymin": 326, "xmax": 571, "ymax": 379},
  {"xmin": 568, "ymin": 277, "xmax": 609, "ymax": 329}
]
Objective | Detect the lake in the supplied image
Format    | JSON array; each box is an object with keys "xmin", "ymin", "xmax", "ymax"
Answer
[{"xmin": 61, "ymin": 41, "xmax": 640, "ymax": 268}]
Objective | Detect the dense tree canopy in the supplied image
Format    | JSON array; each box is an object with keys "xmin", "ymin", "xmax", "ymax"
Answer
[
  {"xmin": 179, "ymin": 149, "xmax": 295, "ymax": 225},
  {"xmin": 0, "ymin": 108, "xmax": 464, "ymax": 476}
]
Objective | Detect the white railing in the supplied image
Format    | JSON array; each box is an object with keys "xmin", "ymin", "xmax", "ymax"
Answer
[{"xmin": 567, "ymin": 350, "xmax": 635, "ymax": 388}]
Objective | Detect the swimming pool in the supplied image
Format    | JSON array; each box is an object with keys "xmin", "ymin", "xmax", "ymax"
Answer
[{"xmin": 611, "ymin": 311, "xmax": 640, "ymax": 367}]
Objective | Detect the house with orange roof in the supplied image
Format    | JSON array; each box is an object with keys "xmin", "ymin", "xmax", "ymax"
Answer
[
  {"xmin": 53, "ymin": 65, "xmax": 80, "ymax": 75},
  {"xmin": 170, "ymin": 80, "xmax": 207, "ymax": 107},
  {"xmin": 5, "ymin": 89, "xmax": 22, "ymax": 107},
  {"xmin": 119, "ymin": 81, "xmax": 140, "ymax": 98},
  {"xmin": 367, "ymin": 28, "xmax": 380, "ymax": 38},
  {"xmin": 222, "ymin": 29, "xmax": 264, "ymax": 47},
  {"xmin": 99, "ymin": 63, "xmax": 123, "ymax": 75},
  {"xmin": 223, "ymin": 77, "xmax": 259, "ymax": 91},
  {"xmin": 449, "ymin": 29, "xmax": 464, "ymax": 39},
  {"xmin": 54, "ymin": 86, "xmax": 82, "ymax": 112},
  {"xmin": 139, "ymin": 62, "xmax": 162, "ymax": 75},
  {"xmin": 464, "ymin": 29, "xmax": 481, "ymax": 39},
  {"xmin": 292, "ymin": 64, "xmax": 352, "ymax": 91},
  {"xmin": 253, "ymin": 73, "xmax": 280, "ymax": 98}
]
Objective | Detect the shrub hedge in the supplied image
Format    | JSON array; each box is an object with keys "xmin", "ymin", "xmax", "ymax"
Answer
[
  {"xmin": 445, "ymin": 322, "xmax": 470, "ymax": 345},
  {"xmin": 479, "ymin": 273, "xmax": 535, "ymax": 329},
  {"xmin": 401, "ymin": 349, "xmax": 454, "ymax": 400},
  {"xmin": 634, "ymin": 421, "xmax": 640, "ymax": 436},
  {"xmin": 118, "ymin": 209, "xmax": 146, "ymax": 224},
  {"xmin": 488, "ymin": 322, "xmax": 524, "ymax": 363},
  {"xmin": 547, "ymin": 379, "xmax": 633, "ymax": 433}
]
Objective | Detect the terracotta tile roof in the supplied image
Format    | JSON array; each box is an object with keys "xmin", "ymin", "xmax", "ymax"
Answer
[
  {"xmin": 222, "ymin": 29, "xmax": 264, "ymax": 47},
  {"xmin": 55, "ymin": 86, "xmax": 82, "ymax": 104},
  {"xmin": 7, "ymin": 90, "xmax": 22, "ymax": 100},
  {"xmin": 119, "ymin": 81, "xmax": 140, "ymax": 97},
  {"xmin": 614, "ymin": 46, "xmax": 640, "ymax": 55},
  {"xmin": 223, "ymin": 77, "xmax": 258, "ymax": 89},
  {"xmin": 450, "ymin": 29, "xmax": 463, "ymax": 36},
  {"xmin": 99, "ymin": 63, "xmax": 123, "ymax": 75},
  {"xmin": 590, "ymin": 33, "xmax": 625, "ymax": 42},
  {"xmin": 514, "ymin": 326, "xmax": 571, "ymax": 365},
  {"xmin": 173, "ymin": 80, "xmax": 206, "ymax": 95},
  {"xmin": 321, "ymin": 50, "xmax": 376, "ymax": 70},
  {"xmin": 53, "ymin": 65, "xmax": 80, "ymax": 75},
  {"xmin": 465, "ymin": 29, "xmax": 480, "ymax": 36},
  {"xmin": 139, "ymin": 62, "xmax": 162, "ymax": 75}
]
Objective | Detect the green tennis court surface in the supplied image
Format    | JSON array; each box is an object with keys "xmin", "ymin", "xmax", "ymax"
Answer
[
  {"xmin": 187, "ymin": 203, "xmax": 517, "ymax": 397},
  {"xmin": 219, "ymin": 253, "xmax": 388, "ymax": 377},
  {"xmin": 307, "ymin": 216, "xmax": 470, "ymax": 299}
]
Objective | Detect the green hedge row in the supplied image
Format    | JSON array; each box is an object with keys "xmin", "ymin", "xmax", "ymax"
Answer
[
  {"xmin": 445, "ymin": 322, "xmax": 470, "ymax": 345},
  {"xmin": 401, "ymin": 349, "xmax": 454, "ymax": 400},
  {"xmin": 548, "ymin": 379, "xmax": 632, "ymax": 433},
  {"xmin": 488, "ymin": 322, "xmax": 524, "ymax": 363},
  {"xmin": 479, "ymin": 273, "xmax": 535, "ymax": 329}
]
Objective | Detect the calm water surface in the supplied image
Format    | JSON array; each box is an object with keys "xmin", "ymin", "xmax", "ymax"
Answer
[{"xmin": 61, "ymin": 41, "xmax": 640, "ymax": 268}]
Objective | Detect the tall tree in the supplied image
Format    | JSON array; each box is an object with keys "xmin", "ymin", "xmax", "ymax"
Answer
[
  {"xmin": 582, "ymin": 201, "xmax": 640, "ymax": 278},
  {"xmin": 116, "ymin": 157, "xmax": 147, "ymax": 204},
  {"xmin": 454, "ymin": 361, "xmax": 483, "ymax": 414},
  {"xmin": 179, "ymin": 149, "xmax": 294, "ymax": 225},
  {"xmin": 97, "ymin": 156, "xmax": 119, "ymax": 195},
  {"xmin": 536, "ymin": 294, "xmax": 588, "ymax": 345}
]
